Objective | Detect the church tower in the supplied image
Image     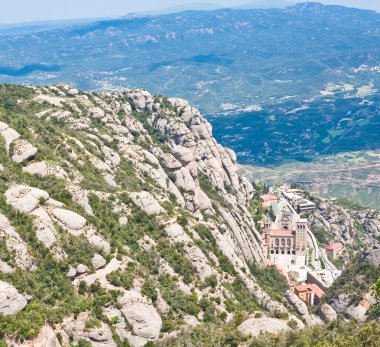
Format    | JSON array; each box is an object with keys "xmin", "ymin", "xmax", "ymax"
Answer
[{"xmin": 295, "ymin": 218, "xmax": 307, "ymax": 256}]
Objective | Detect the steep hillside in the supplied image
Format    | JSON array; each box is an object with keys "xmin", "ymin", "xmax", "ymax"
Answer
[{"xmin": 0, "ymin": 84, "xmax": 322, "ymax": 346}]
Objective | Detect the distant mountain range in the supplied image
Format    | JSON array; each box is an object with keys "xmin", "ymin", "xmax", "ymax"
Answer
[
  {"xmin": 0, "ymin": 0, "xmax": 294, "ymax": 36},
  {"xmin": 0, "ymin": 18, "xmax": 108, "ymax": 36},
  {"xmin": 143, "ymin": 0, "xmax": 295, "ymax": 15},
  {"xmin": 0, "ymin": 2, "xmax": 379, "ymax": 169}
]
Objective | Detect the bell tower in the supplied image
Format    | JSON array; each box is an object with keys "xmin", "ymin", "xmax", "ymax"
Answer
[{"xmin": 295, "ymin": 218, "xmax": 307, "ymax": 256}]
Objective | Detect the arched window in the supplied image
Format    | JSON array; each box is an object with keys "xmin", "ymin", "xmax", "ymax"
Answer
[
  {"xmin": 287, "ymin": 239, "xmax": 291, "ymax": 246},
  {"xmin": 281, "ymin": 238, "xmax": 285, "ymax": 246},
  {"xmin": 275, "ymin": 238, "xmax": 279, "ymax": 246}
]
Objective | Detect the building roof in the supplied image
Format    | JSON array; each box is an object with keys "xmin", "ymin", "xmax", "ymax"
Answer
[
  {"xmin": 307, "ymin": 270, "xmax": 334, "ymax": 288},
  {"xmin": 326, "ymin": 242, "xmax": 343, "ymax": 251},
  {"xmin": 293, "ymin": 284, "xmax": 325, "ymax": 299},
  {"xmin": 270, "ymin": 229, "xmax": 294, "ymax": 237},
  {"xmin": 260, "ymin": 194, "xmax": 278, "ymax": 202}
]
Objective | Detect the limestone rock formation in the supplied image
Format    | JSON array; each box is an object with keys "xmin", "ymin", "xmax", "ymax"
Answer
[
  {"xmin": 285, "ymin": 290, "xmax": 323, "ymax": 326},
  {"xmin": 361, "ymin": 245, "xmax": 380, "ymax": 266},
  {"xmin": 118, "ymin": 291, "xmax": 162, "ymax": 347},
  {"xmin": 238, "ymin": 317, "xmax": 291, "ymax": 337},
  {"xmin": 52, "ymin": 208, "xmax": 87, "ymax": 231},
  {"xmin": 320, "ymin": 303, "xmax": 337, "ymax": 323},
  {"xmin": 92, "ymin": 253, "xmax": 107, "ymax": 269},
  {"xmin": 129, "ymin": 192, "xmax": 165, "ymax": 215},
  {"xmin": 59, "ymin": 312, "xmax": 116, "ymax": 347},
  {"xmin": 11, "ymin": 139, "xmax": 38, "ymax": 163},
  {"xmin": 5, "ymin": 185, "xmax": 49, "ymax": 214},
  {"xmin": 0, "ymin": 213, "xmax": 35, "ymax": 270},
  {"xmin": 0, "ymin": 281, "xmax": 27, "ymax": 315},
  {"xmin": 0, "ymin": 85, "xmax": 334, "ymax": 345}
]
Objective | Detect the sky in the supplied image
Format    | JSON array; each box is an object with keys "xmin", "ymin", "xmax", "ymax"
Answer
[{"xmin": 0, "ymin": 0, "xmax": 379, "ymax": 24}]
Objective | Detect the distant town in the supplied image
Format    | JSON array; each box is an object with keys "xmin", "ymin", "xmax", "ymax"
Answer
[{"xmin": 260, "ymin": 186, "xmax": 342, "ymax": 305}]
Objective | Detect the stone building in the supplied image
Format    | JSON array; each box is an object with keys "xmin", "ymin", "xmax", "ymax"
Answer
[
  {"xmin": 260, "ymin": 194, "xmax": 278, "ymax": 208},
  {"xmin": 293, "ymin": 284, "xmax": 325, "ymax": 305},
  {"xmin": 325, "ymin": 242, "xmax": 344, "ymax": 261},
  {"xmin": 262, "ymin": 214, "xmax": 308, "ymax": 257}
]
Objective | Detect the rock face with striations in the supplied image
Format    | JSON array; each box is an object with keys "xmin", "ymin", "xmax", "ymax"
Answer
[{"xmin": 0, "ymin": 85, "xmax": 327, "ymax": 346}]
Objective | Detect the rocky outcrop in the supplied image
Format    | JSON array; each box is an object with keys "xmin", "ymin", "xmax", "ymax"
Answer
[
  {"xmin": 5, "ymin": 185, "xmax": 109, "ymax": 254},
  {"xmin": 118, "ymin": 291, "xmax": 162, "ymax": 347},
  {"xmin": 92, "ymin": 253, "xmax": 106, "ymax": 269},
  {"xmin": 238, "ymin": 317, "xmax": 291, "ymax": 337},
  {"xmin": 355, "ymin": 210, "xmax": 380, "ymax": 239},
  {"xmin": 0, "ymin": 85, "xmax": 310, "ymax": 344},
  {"xmin": 23, "ymin": 161, "xmax": 69, "ymax": 181},
  {"xmin": 11, "ymin": 139, "xmax": 38, "ymax": 163},
  {"xmin": 129, "ymin": 192, "xmax": 165, "ymax": 215},
  {"xmin": 58, "ymin": 312, "xmax": 116, "ymax": 347},
  {"xmin": 0, "ymin": 213, "xmax": 35, "ymax": 270},
  {"xmin": 0, "ymin": 281, "xmax": 27, "ymax": 315},
  {"xmin": 126, "ymin": 89, "xmax": 155, "ymax": 112},
  {"xmin": 285, "ymin": 290, "xmax": 323, "ymax": 326},
  {"xmin": 360, "ymin": 245, "xmax": 380, "ymax": 266},
  {"xmin": 5, "ymin": 185, "xmax": 50, "ymax": 214},
  {"xmin": 11, "ymin": 325, "xmax": 62, "ymax": 347},
  {"xmin": 52, "ymin": 208, "xmax": 87, "ymax": 231},
  {"xmin": 0, "ymin": 121, "xmax": 37, "ymax": 163},
  {"xmin": 309, "ymin": 200, "xmax": 354, "ymax": 243},
  {"xmin": 0, "ymin": 121, "xmax": 20, "ymax": 151},
  {"xmin": 30, "ymin": 207, "xmax": 58, "ymax": 248},
  {"xmin": 328, "ymin": 294, "xmax": 351, "ymax": 314},
  {"xmin": 319, "ymin": 303, "xmax": 337, "ymax": 323}
]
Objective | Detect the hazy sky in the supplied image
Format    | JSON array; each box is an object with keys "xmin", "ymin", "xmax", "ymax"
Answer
[{"xmin": 0, "ymin": 0, "xmax": 379, "ymax": 24}]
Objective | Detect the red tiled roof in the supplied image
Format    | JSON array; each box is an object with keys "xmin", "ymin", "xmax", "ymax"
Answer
[
  {"xmin": 294, "ymin": 284, "xmax": 325, "ymax": 299},
  {"xmin": 270, "ymin": 229, "xmax": 294, "ymax": 237},
  {"xmin": 326, "ymin": 242, "xmax": 343, "ymax": 251},
  {"xmin": 260, "ymin": 194, "xmax": 278, "ymax": 202}
]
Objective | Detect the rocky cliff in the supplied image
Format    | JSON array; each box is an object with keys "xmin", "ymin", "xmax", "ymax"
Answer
[
  {"xmin": 306, "ymin": 197, "xmax": 380, "ymax": 321},
  {"xmin": 0, "ymin": 84, "xmax": 308, "ymax": 346}
]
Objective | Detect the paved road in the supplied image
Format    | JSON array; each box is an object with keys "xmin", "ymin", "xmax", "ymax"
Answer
[
  {"xmin": 320, "ymin": 249, "xmax": 342, "ymax": 280},
  {"xmin": 307, "ymin": 228, "xmax": 319, "ymax": 262}
]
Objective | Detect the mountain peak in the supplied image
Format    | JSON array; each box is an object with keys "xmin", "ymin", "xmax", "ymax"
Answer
[{"xmin": 285, "ymin": 2, "xmax": 326, "ymax": 13}]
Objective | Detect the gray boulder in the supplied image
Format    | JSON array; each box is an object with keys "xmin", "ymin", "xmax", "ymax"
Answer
[
  {"xmin": 320, "ymin": 303, "xmax": 337, "ymax": 323},
  {"xmin": 52, "ymin": 208, "xmax": 87, "ymax": 231},
  {"xmin": 238, "ymin": 317, "xmax": 291, "ymax": 337},
  {"xmin": 76, "ymin": 264, "xmax": 88, "ymax": 275},
  {"xmin": 360, "ymin": 245, "xmax": 380, "ymax": 266},
  {"xmin": 329, "ymin": 294, "xmax": 351, "ymax": 314},
  {"xmin": 92, "ymin": 254, "xmax": 106, "ymax": 270},
  {"xmin": 129, "ymin": 192, "xmax": 165, "ymax": 215},
  {"xmin": 5, "ymin": 185, "xmax": 49, "ymax": 214},
  {"xmin": 0, "ymin": 281, "xmax": 27, "ymax": 315},
  {"xmin": 11, "ymin": 139, "xmax": 38, "ymax": 163}
]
